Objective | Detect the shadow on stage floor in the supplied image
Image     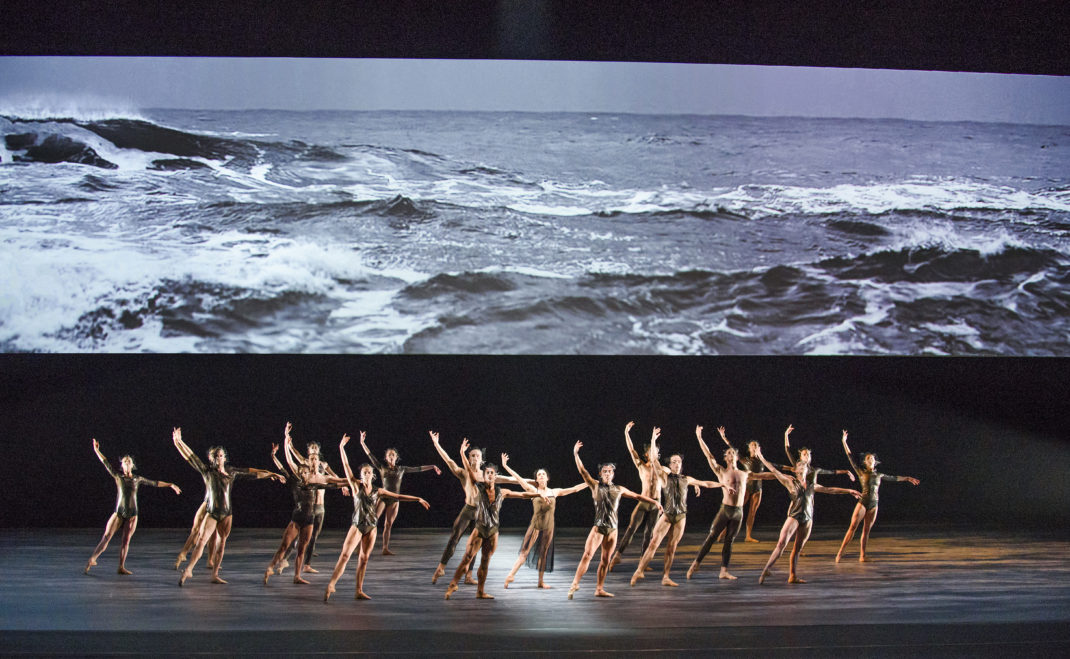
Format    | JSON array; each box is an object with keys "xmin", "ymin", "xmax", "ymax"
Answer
[{"xmin": 2, "ymin": 525, "xmax": 1067, "ymax": 656}]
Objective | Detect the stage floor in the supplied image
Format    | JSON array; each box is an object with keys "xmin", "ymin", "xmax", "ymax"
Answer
[{"xmin": 2, "ymin": 524, "xmax": 1067, "ymax": 656}]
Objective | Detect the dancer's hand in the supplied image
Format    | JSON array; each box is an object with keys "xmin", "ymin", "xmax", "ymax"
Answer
[
  {"xmin": 692, "ymin": 484, "xmax": 701, "ymax": 497},
  {"xmin": 841, "ymin": 429, "xmax": 849, "ymax": 444},
  {"xmin": 340, "ymin": 433, "xmax": 350, "ymax": 447},
  {"xmin": 717, "ymin": 426, "xmax": 727, "ymax": 440},
  {"xmin": 433, "ymin": 465, "xmax": 442, "ymax": 475},
  {"xmin": 429, "ymin": 430, "xmax": 440, "ymax": 444},
  {"xmin": 285, "ymin": 421, "xmax": 292, "ymax": 437},
  {"xmin": 172, "ymin": 427, "xmax": 182, "ymax": 442},
  {"xmin": 460, "ymin": 437, "xmax": 470, "ymax": 453},
  {"xmin": 92, "ymin": 438, "xmax": 100, "ymax": 450},
  {"xmin": 574, "ymin": 441, "xmax": 583, "ymax": 454},
  {"xmin": 418, "ymin": 498, "xmax": 430, "ymax": 510},
  {"xmin": 906, "ymin": 477, "xmax": 920, "ymax": 486},
  {"xmin": 626, "ymin": 421, "xmax": 635, "ymax": 432},
  {"xmin": 784, "ymin": 424, "xmax": 794, "ymax": 438},
  {"xmin": 651, "ymin": 427, "xmax": 661, "ymax": 441},
  {"xmin": 271, "ymin": 443, "xmax": 279, "ymax": 455},
  {"xmin": 846, "ymin": 471, "xmax": 856, "ymax": 482},
  {"xmin": 501, "ymin": 453, "xmax": 509, "ymax": 467},
  {"xmin": 170, "ymin": 484, "xmax": 182, "ymax": 495}
]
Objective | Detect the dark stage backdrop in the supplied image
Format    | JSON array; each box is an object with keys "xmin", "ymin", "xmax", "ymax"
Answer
[{"xmin": 2, "ymin": 355, "xmax": 1067, "ymax": 531}]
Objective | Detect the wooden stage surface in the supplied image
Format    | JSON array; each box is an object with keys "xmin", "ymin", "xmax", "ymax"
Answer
[{"xmin": 1, "ymin": 524, "xmax": 1067, "ymax": 656}]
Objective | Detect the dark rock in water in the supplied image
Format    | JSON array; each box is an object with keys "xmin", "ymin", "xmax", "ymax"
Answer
[
  {"xmin": 150, "ymin": 158, "xmax": 211, "ymax": 171},
  {"xmin": 118, "ymin": 309, "xmax": 143, "ymax": 329},
  {"xmin": 81, "ymin": 119, "xmax": 252, "ymax": 161},
  {"xmin": 15, "ymin": 134, "xmax": 118, "ymax": 169},
  {"xmin": 382, "ymin": 195, "xmax": 425, "ymax": 217},
  {"xmin": 5, "ymin": 132, "xmax": 37, "ymax": 150}
]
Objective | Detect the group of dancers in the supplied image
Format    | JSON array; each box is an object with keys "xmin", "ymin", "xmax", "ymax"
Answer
[{"xmin": 85, "ymin": 421, "xmax": 919, "ymax": 601}]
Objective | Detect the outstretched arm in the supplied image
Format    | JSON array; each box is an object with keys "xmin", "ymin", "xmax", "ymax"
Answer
[
  {"xmin": 842, "ymin": 430, "xmax": 861, "ymax": 476},
  {"xmin": 815, "ymin": 485, "xmax": 862, "ymax": 499},
  {"xmin": 171, "ymin": 427, "xmax": 201, "ymax": 469},
  {"xmin": 338, "ymin": 434, "xmax": 358, "ymax": 491},
  {"xmin": 92, "ymin": 438, "xmax": 118, "ymax": 477},
  {"xmin": 501, "ymin": 454, "xmax": 538, "ymax": 494},
  {"xmin": 620, "ymin": 486, "xmax": 664, "ymax": 513},
  {"xmin": 623, "ymin": 421, "xmax": 643, "ymax": 469},
  {"xmin": 284, "ymin": 422, "xmax": 309, "ymax": 467},
  {"xmin": 430, "ymin": 430, "xmax": 464, "ymax": 478},
  {"xmin": 886, "ymin": 474, "xmax": 921, "ymax": 486},
  {"xmin": 359, "ymin": 432, "xmax": 383, "ymax": 470},
  {"xmin": 460, "ymin": 438, "xmax": 482, "ymax": 483},
  {"xmin": 695, "ymin": 425, "xmax": 725, "ymax": 478},
  {"xmin": 270, "ymin": 443, "xmax": 288, "ymax": 474},
  {"xmin": 686, "ymin": 475, "xmax": 733, "ymax": 497},
  {"xmin": 755, "ymin": 445, "xmax": 795, "ymax": 490},
  {"xmin": 784, "ymin": 424, "xmax": 796, "ymax": 466},
  {"xmin": 283, "ymin": 431, "xmax": 301, "ymax": 478},
  {"xmin": 553, "ymin": 482, "xmax": 590, "ymax": 497},
  {"xmin": 573, "ymin": 441, "xmax": 597, "ymax": 489},
  {"xmin": 379, "ymin": 488, "xmax": 431, "ymax": 509}
]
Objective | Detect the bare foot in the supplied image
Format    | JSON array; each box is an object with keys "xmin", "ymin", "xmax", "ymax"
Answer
[
  {"xmin": 609, "ymin": 554, "xmax": 621, "ymax": 571},
  {"xmin": 276, "ymin": 558, "xmax": 289, "ymax": 575},
  {"xmin": 116, "ymin": 566, "xmax": 132, "ymax": 575},
  {"xmin": 594, "ymin": 589, "xmax": 614, "ymax": 598},
  {"xmin": 835, "ymin": 554, "xmax": 843, "ymax": 563},
  {"xmin": 859, "ymin": 555, "xmax": 870, "ymax": 563},
  {"xmin": 476, "ymin": 592, "xmax": 495, "ymax": 599},
  {"xmin": 445, "ymin": 583, "xmax": 458, "ymax": 600},
  {"xmin": 758, "ymin": 569, "xmax": 768, "ymax": 585},
  {"xmin": 629, "ymin": 572, "xmax": 640, "ymax": 587},
  {"xmin": 263, "ymin": 568, "xmax": 272, "ymax": 585},
  {"xmin": 567, "ymin": 585, "xmax": 579, "ymax": 600},
  {"xmin": 293, "ymin": 576, "xmax": 311, "ymax": 585},
  {"xmin": 324, "ymin": 584, "xmax": 336, "ymax": 602},
  {"xmin": 538, "ymin": 583, "xmax": 552, "ymax": 589},
  {"xmin": 661, "ymin": 576, "xmax": 679, "ymax": 587},
  {"xmin": 356, "ymin": 591, "xmax": 371, "ymax": 600},
  {"xmin": 179, "ymin": 570, "xmax": 190, "ymax": 587},
  {"xmin": 84, "ymin": 558, "xmax": 96, "ymax": 574},
  {"xmin": 787, "ymin": 575, "xmax": 806, "ymax": 584},
  {"xmin": 745, "ymin": 537, "xmax": 760, "ymax": 543},
  {"xmin": 173, "ymin": 557, "xmax": 184, "ymax": 570},
  {"xmin": 303, "ymin": 565, "xmax": 319, "ymax": 574},
  {"xmin": 211, "ymin": 575, "xmax": 228, "ymax": 585},
  {"xmin": 432, "ymin": 565, "xmax": 445, "ymax": 584},
  {"xmin": 644, "ymin": 564, "xmax": 653, "ymax": 571},
  {"xmin": 464, "ymin": 574, "xmax": 478, "ymax": 585},
  {"xmin": 382, "ymin": 548, "xmax": 395, "ymax": 556},
  {"xmin": 719, "ymin": 569, "xmax": 737, "ymax": 580},
  {"xmin": 503, "ymin": 574, "xmax": 515, "ymax": 589},
  {"xmin": 686, "ymin": 563, "xmax": 698, "ymax": 580}
]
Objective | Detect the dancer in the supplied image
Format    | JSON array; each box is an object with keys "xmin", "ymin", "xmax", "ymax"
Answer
[
  {"xmin": 85, "ymin": 439, "xmax": 181, "ymax": 575},
  {"xmin": 688, "ymin": 425, "xmax": 776, "ymax": 581},
  {"xmin": 276, "ymin": 424, "xmax": 345, "ymax": 575},
  {"xmin": 717, "ymin": 429, "xmax": 767, "ymax": 542},
  {"xmin": 265, "ymin": 433, "xmax": 346, "ymax": 584},
  {"xmin": 174, "ymin": 428, "xmax": 283, "ymax": 586},
  {"xmin": 360, "ymin": 431, "xmax": 441, "ymax": 555},
  {"xmin": 630, "ymin": 431, "xmax": 727, "ymax": 587},
  {"xmin": 784, "ymin": 424, "xmax": 856, "ymax": 485},
  {"xmin": 430, "ymin": 431, "xmax": 530, "ymax": 584},
  {"xmin": 444, "ymin": 445, "xmax": 543, "ymax": 600},
  {"xmin": 568, "ymin": 441, "xmax": 662, "ymax": 600},
  {"xmin": 754, "ymin": 443, "xmax": 860, "ymax": 584},
  {"xmin": 325, "ymin": 433, "xmax": 430, "ymax": 601},
  {"xmin": 835, "ymin": 430, "xmax": 920, "ymax": 563},
  {"xmin": 500, "ymin": 460, "xmax": 588, "ymax": 589},
  {"xmin": 609, "ymin": 422, "xmax": 664, "ymax": 571}
]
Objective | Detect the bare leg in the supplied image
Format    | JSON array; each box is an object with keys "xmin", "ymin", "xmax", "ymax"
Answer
[
  {"xmin": 787, "ymin": 521, "xmax": 813, "ymax": 583},
  {"xmin": 86, "ymin": 514, "xmax": 122, "ymax": 574},
  {"xmin": 505, "ymin": 526, "xmax": 539, "ymax": 588},
  {"xmin": 446, "ymin": 533, "xmax": 482, "ymax": 599},
  {"xmin": 206, "ymin": 531, "xmax": 219, "ymax": 570},
  {"xmin": 536, "ymin": 527, "xmax": 554, "ymax": 588},
  {"xmin": 175, "ymin": 502, "xmax": 208, "ymax": 569},
  {"xmin": 355, "ymin": 528, "xmax": 376, "ymax": 599},
  {"xmin": 836, "ymin": 503, "xmax": 866, "ymax": 563},
  {"xmin": 745, "ymin": 490, "xmax": 762, "ymax": 542},
  {"xmin": 293, "ymin": 524, "xmax": 315, "ymax": 584},
  {"xmin": 208, "ymin": 516, "xmax": 233, "ymax": 584},
  {"xmin": 266, "ymin": 523, "xmax": 300, "ymax": 584},
  {"xmin": 475, "ymin": 534, "xmax": 498, "ymax": 599},
  {"xmin": 660, "ymin": 518, "xmax": 686, "ymax": 586},
  {"xmin": 759, "ymin": 517, "xmax": 799, "ymax": 585},
  {"xmin": 380, "ymin": 502, "xmax": 398, "ymax": 555},
  {"xmin": 568, "ymin": 528, "xmax": 602, "ymax": 599},
  {"xmin": 594, "ymin": 531, "xmax": 618, "ymax": 597},
  {"xmin": 631, "ymin": 515, "xmax": 671, "ymax": 585},
  {"xmin": 859, "ymin": 506, "xmax": 878, "ymax": 562},
  {"xmin": 180, "ymin": 515, "xmax": 219, "ymax": 586},
  {"xmin": 117, "ymin": 516, "xmax": 138, "ymax": 574},
  {"xmin": 324, "ymin": 526, "xmax": 361, "ymax": 601}
]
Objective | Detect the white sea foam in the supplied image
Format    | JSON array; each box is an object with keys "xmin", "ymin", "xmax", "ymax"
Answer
[{"xmin": 0, "ymin": 94, "xmax": 147, "ymax": 122}]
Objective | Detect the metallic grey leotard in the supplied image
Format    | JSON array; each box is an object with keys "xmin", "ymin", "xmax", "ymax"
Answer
[
  {"xmin": 662, "ymin": 473, "xmax": 688, "ymax": 524},
  {"xmin": 101, "ymin": 459, "xmax": 158, "ymax": 519},
  {"xmin": 786, "ymin": 478, "xmax": 816, "ymax": 523},
  {"xmin": 351, "ymin": 485, "xmax": 380, "ymax": 534},
  {"xmin": 847, "ymin": 453, "xmax": 906, "ymax": 510},
  {"xmin": 592, "ymin": 483, "xmax": 623, "ymax": 535},
  {"xmin": 188, "ymin": 454, "xmax": 255, "ymax": 521},
  {"xmin": 474, "ymin": 482, "xmax": 506, "ymax": 539}
]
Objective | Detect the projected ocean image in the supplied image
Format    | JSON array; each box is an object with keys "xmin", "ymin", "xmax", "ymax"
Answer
[{"xmin": 1, "ymin": 109, "xmax": 1068, "ymax": 354}]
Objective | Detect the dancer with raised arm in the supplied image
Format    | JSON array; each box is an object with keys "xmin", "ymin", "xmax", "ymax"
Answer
[
  {"xmin": 754, "ymin": 443, "xmax": 860, "ymax": 584},
  {"xmin": 835, "ymin": 430, "xmax": 920, "ymax": 563},
  {"xmin": 784, "ymin": 424, "xmax": 856, "ymax": 486},
  {"xmin": 568, "ymin": 441, "xmax": 662, "ymax": 600},
  {"xmin": 174, "ymin": 428, "xmax": 283, "ymax": 586},
  {"xmin": 265, "ymin": 431, "xmax": 346, "ymax": 585},
  {"xmin": 609, "ymin": 422, "xmax": 664, "ymax": 571},
  {"xmin": 444, "ymin": 446, "xmax": 543, "ymax": 600},
  {"xmin": 85, "ymin": 439, "xmax": 181, "ymax": 575},
  {"xmin": 630, "ymin": 430, "xmax": 727, "ymax": 587},
  {"xmin": 276, "ymin": 423, "xmax": 345, "ymax": 575},
  {"xmin": 688, "ymin": 425, "xmax": 776, "ymax": 581},
  {"xmin": 325, "ymin": 433, "xmax": 430, "ymax": 601},
  {"xmin": 360, "ymin": 431, "xmax": 440, "ymax": 555},
  {"xmin": 501, "ymin": 459, "xmax": 588, "ymax": 589},
  {"xmin": 717, "ymin": 428, "xmax": 768, "ymax": 543}
]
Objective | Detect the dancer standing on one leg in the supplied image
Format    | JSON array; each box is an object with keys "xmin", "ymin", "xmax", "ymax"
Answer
[
  {"xmin": 610, "ymin": 422, "xmax": 664, "ymax": 571},
  {"xmin": 835, "ymin": 430, "xmax": 920, "ymax": 563},
  {"xmin": 500, "ymin": 460, "xmax": 588, "ymax": 589},
  {"xmin": 444, "ymin": 447, "xmax": 543, "ymax": 600},
  {"xmin": 687, "ymin": 426, "xmax": 775, "ymax": 581},
  {"xmin": 174, "ymin": 428, "xmax": 283, "ymax": 586},
  {"xmin": 568, "ymin": 441, "xmax": 662, "ymax": 600},
  {"xmin": 277, "ymin": 424, "xmax": 345, "ymax": 576},
  {"xmin": 325, "ymin": 433, "xmax": 430, "ymax": 601},
  {"xmin": 85, "ymin": 438, "xmax": 180, "ymax": 575},
  {"xmin": 754, "ymin": 444, "xmax": 859, "ymax": 585},
  {"xmin": 265, "ymin": 432, "xmax": 346, "ymax": 585},
  {"xmin": 360, "ymin": 431, "xmax": 440, "ymax": 555},
  {"xmin": 630, "ymin": 430, "xmax": 727, "ymax": 587}
]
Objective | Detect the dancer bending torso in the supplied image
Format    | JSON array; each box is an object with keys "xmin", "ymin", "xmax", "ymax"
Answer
[
  {"xmin": 501, "ymin": 462, "xmax": 588, "ymax": 589},
  {"xmin": 835, "ymin": 431, "xmax": 919, "ymax": 563},
  {"xmin": 753, "ymin": 440, "xmax": 859, "ymax": 585},
  {"xmin": 630, "ymin": 429, "xmax": 725, "ymax": 587},
  {"xmin": 610, "ymin": 422, "xmax": 664, "ymax": 570},
  {"xmin": 86, "ymin": 438, "xmax": 180, "ymax": 575},
  {"xmin": 444, "ymin": 447, "xmax": 541, "ymax": 600},
  {"xmin": 325, "ymin": 432, "xmax": 430, "ymax": 602},
  {"xmin": 361, "ymin": 433, "xmax": 440, "ymax": 555},
  {"xmin": 568, "ymin": 441, "xmax": 662, "ymax": 600}
]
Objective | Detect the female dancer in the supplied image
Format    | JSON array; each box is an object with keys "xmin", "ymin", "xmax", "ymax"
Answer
[
  {"xmin": 444, "ymin": 444, "xmax": 543, "ymax": 600},
  {"xmin": 500, "ymin": 461, "xmax": 588, "ymax": 589},
  {"xmin": 753, "ymin": 443, "xmax": 859, "ymax": 584},
  {"xmin": 265, "ymin": 433, "xmax": 346, "ymax": 584},
  {"xmin": 568, "ymin": 441, "xmax": 662, "ymax": 600},
  {"xmin": 85, "ymin": 438, "xmax": 181, "ymax": 575},
  {"xmin": 835, "ymin": 430, "xmax": 920, "ymax": 563},
  {"xmin": 360, "ymin": 432, "xmax": 440, "ymax": 555},
  {"xmin": 277, "ymin": 422, "xmax": 345, "ymax": 575},
  {"xmin": 174, "ymin": 428, "xmax": 283, "ymax": 586},
  {"xmin": 325, "ymin": 432, "xmax": 430, "ymax": 601}
]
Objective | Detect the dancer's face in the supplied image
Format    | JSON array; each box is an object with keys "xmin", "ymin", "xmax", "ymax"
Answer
[
  {"xmin": 211, "ymin": 449, "xmax": 227, "ymax": 468},
  {"xmin": 863, "ymin": 454, "xmax": 877, "ymax": 470},
  {"xmin": 120, "ymin": 456, "xmax": 134, "ymax": 474},
  {"xmin": 483, "ymin": 466, "xmax": 497, "ymax": 484},
  {"xmin": 360, "ymin": 465, "xmax": 374, "ymax": 484},
  {"xmin": 385, "ymin": 449, "xmax": 398, "ymax": 466},
  {"xmin": 468, "ymin": 449, "xmax": 483, "ymax": 468},
  {"xmin": 798, "ymin": 449, "xmax": 812, "ymax": 464},
  {"xmin": 536, "ymin": 469, "xmax": 549, "ymax": 488},
  {"xmin": 600, "ymin": 465, "xmax": 615, "ymax": 484},
  {"xmin": 669, "ymin": 455, "xmax": 683, "ymax": 474},
  {"xmin": 747, "ymin": 441, "xmax": 759, "ymax": 457},
  {"xmin": 725, "ymin": 448, "xmax": 739, "ymax": 466},
  {"xmin": 308, "ymin": 452, "xmax": 321, "ymax": 472}
]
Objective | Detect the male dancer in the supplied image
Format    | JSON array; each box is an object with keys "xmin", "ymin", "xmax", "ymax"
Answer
[
  {"xmin": 568, "ymin": 441, "xmax": 661, "ymax": 600},
  {"xmin": 277, "ymin": 422, "xmax": 345, "ymax": 575},
  {"xmin": 688, "ymin": 425, "xmax": 776, "ymax": 580},
  {"xmin": 630, "ymin": 430, "xmax": 727, "ymax": 587},
  {"xmin": 609, "ymin": 422, "xmax": 663, "ymax": 571}
]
